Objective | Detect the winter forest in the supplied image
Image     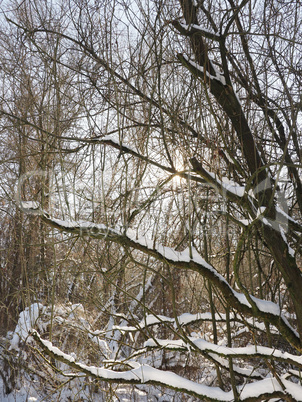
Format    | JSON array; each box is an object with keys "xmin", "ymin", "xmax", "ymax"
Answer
[{"xmin": 0, "ymin": 0, "xmax": 302, "ymax": 400}]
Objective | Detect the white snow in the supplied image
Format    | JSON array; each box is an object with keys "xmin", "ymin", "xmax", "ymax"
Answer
[
  {"xmin": 39, "ymin": 213, "xmax": 298, "ymax": 339},
  {"xmin": 221, "ymin": 177, "xmax": 245, "ymax": 197},
  {"xmin": 249, "ymin": 295, "xmax": 281, "ymax": 315},
  {"xmin": 177, "ymin": 312, "xmax": 213, "ymax": 325},
  {"xmin": 32, "ymin": 332, "xmax": 302, "ymax": 401},
  {"xmin": 113, "ymin": 314, "xmax": 174, "ymax": 332},
  {"xmin": 126, "ymin": 229, "xmax": 215, "ymax": 271},
  {"xmin": 38, "ymin": 336, "xmax": 77, "ymax": 362},
  {"xmin": 239, "ymin": 377, "xmax": 302, "ymax": 400},
  {"xmin": 110, "ymin": 311, "xmax": 273, "ymax": 335},
  {"xmin": 144, "ymin": 336, "xmax": 302, "ymax": 369},
  {"xmin": 256, "ymin": 206, "xmax": 267, "ymax": 218},
  {"xmin": 99, "ymin": 135, "xmax": 136, "ymax": 153},
  {"xmin": 20, "ymin": 201, "xmax": 40, "ymax": 210},
  {"xmin": 179, "ymin": 23, "xmax": 220, "ymax": 40},
  {"xmin": 19, "ymin": 201, "xmax": 41, "ymax": 214},
  {"xmin": 50, "ymin": 217, "xmax": 120, "ymax": 235},
  {"xmin": 182, "ymin": 55, "xmax": 226, "ymax": 86},
  {"xmin": 231, "ymin": 290, "xmax": 298, "ymax": 336},
  {"xmin": 276, "ymin": 206, "xmax": 300, "ymax": 226},
  {"xmin": 223, "ymin": 149, "xmax": 234, "ymax": 163},
  {"xmin": 193, "ymin": 165, "xmax": 246, "ymax": 198},
  {"xmin": 239, "ymin": 218, "xmax": 252, "ymax": 226},
  {"xmin": 10, "ymin": 303, "xmax": 45, "ymax": 350},
  {"xmin": 99, "ymin": 134, "xmax": 120, "ymax": 143},
  {"xmin": 232, "ymin": 291, "xmax": 251, "ymax": 308}
]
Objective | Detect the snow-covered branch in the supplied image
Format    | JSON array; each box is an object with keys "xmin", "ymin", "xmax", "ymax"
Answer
[
  {"xmin": 31, "ymin": 330, "xmax": 302, "ymax": 401},
  {"xmin": 178, "ymin": 54, "xmax": 227, "ymax": 86},
  {"xmin": 112, "ymin": 312, "xmax": 273, "ymax": 335},
  {"xmin": 19, "ymin": 205, "xmax": 299, "ymax": 351},
  {"xmin": 144, "ymin": 337, "xmax": 302, "ymax": 371},
  {"xmin": 190, "ymin": 157, "xmax": 246, "ymax": 203},
  {"xmin": 171, "ymin": 20, "xmax": 221, "ymax": 41}
]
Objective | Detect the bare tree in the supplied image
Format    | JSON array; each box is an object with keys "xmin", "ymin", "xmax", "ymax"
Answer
[{"xmin": 2, "ymin": 0, "xmax": 302, "ymax": 400}]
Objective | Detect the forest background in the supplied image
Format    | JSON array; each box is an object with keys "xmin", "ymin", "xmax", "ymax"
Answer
[{"xmin": 0, "ymin": 0, "xmax": 302, "ymax": 400}]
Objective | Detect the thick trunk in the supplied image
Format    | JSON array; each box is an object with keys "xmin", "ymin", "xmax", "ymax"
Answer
[
  {"xmin": 264, "ymin": 227, "xmax": 302, "ymax": 338},
  {"xmin": 178, "ymin": 0, "xmax": 302, "ymax": 343}
]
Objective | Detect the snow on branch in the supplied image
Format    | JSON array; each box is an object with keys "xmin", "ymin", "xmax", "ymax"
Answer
[
  {"xmin": 171, "ymin": 20, "xmax": 221, "ymax": 41},
  {"xmin": 144, "ymin": 337, "xmax": 302, "ymax": 371},
  {"xmin": 20, "ymin": 203, "xmax": 300, "ymax": 350},
  {"xmin": 277, "ymin": 206, "xmax": 302, "ymax": 233},
  {"xmin": 112, "ymin": 314, "xmax": 174, "ymax": 333},
  {"xmin": 179, "ymin": 54, "xmax": 226, "ymax": 86},
  {"xmin": 19, "ymin": 200, "xmax": 42, "ymax": 215},
  {"xmin": 112, "ymin": 311, "xmax": 272, "ymax": 335},
  {"xmin": 31, "ymin": 330, "xmax": 302, "ymax": 401},
  {"xmin": 190, "ymin": 158, "xmax": 302, "ymax": 234},
  {"xmin": 190, "ymin": 157, "xmax": 249, "ymax": 207},
  {"xmin": 144, "ymin": 338, "xmax": 263, "ymax": 380}
]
